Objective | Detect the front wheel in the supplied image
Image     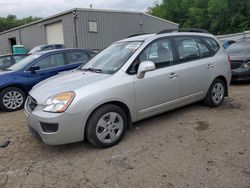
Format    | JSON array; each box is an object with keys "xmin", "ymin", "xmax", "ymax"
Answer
[
  {"xmin": 0, "ymin": 87, "xmax": 26, "ymax": 112},
  {"xmin": 203, "ymin": 79, "xmax": 226, "ymax": 107},
  {"xmin": 86, "ymin": 104, "xmax": 127, "ymax": 148}
]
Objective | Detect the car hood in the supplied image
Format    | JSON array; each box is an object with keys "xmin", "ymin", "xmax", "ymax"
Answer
[
  {"xmin": 0, "ymin": 70, "xmax": 13, "ymax": 75},
  {"xmin": 30, "ymin": 70, "xmax": 111, "ymax": 103}
]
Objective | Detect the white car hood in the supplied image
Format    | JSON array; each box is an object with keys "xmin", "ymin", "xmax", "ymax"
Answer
[{"xmin": 30, "ymin": 70, "xmax": 111, "ymax": 103}]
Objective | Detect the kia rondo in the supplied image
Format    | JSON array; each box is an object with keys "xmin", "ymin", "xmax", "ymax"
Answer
[{"xmin": 25, "ymin": 29, "xmax": 232, "ymax": 148}]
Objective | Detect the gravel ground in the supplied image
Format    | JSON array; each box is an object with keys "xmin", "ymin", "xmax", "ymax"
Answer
[{"xmin": 0, "ymin": 83, "xmax": 250, "ymax": 188}]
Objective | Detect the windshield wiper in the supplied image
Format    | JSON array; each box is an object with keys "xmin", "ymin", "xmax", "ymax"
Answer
[{"xmin": 81, "ymin": 67, "xmax": 102, "ymax": 73}]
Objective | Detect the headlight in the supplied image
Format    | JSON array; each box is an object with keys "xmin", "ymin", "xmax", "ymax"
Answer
[
  {"xmin": 43, "ymin": 92, "xmax": 75, "ymax": 113},
  {"xmin": 242, "ymin": 62, "xmax": 250, "ymax": 68}
]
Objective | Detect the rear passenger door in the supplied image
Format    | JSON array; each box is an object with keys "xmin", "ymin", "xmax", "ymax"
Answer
[{"xmin": 173, "ymin": 36, "xmax": 215, "ymax": 101}]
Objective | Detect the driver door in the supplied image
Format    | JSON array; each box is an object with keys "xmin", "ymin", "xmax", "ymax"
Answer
[
  {"xmin": 133, "ymin": 38, "xmax": 181, "ymax": 119},
  {"xmin": 24, "ymin": 52, "xmax": 67, "ymax": 90}
]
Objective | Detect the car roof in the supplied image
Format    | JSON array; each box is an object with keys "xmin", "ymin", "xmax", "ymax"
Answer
[
  {"xmin": 35, "ymin": 48, "xmax": 95, "ymax": 55},
  {"xmin": 0, "ymin": 54, "xmax": 28, "ymax": 58},
  {"xmin": 118, "ymin": 32, "xmax": 215, "ymax": 43}
]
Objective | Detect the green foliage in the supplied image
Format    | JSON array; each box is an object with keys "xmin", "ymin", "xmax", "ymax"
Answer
[
  {"xmin": 0, "ymin": 14, "xmax": 41, "ymax": 33},
  {"xmin": 149, "ymin": 0, "xmax": 250, "ymax": 35}
]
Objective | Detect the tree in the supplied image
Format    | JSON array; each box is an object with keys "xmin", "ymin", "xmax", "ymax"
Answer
[
  {"xmin": 0, "ymin": 14, "xmax": 41, "ymax": 33},
  {"xmin": 149, "ymin": 0, "xmax": 250, "ymax": 35}
]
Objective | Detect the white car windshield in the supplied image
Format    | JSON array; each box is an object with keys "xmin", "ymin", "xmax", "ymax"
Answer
[{"xmin": 80, "ymin": 41, "xmax": 143, "ymax": 74}]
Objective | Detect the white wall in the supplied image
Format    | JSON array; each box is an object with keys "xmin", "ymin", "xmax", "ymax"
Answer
[{"xmin": 217, "ymin": 31, "xmax": 250, "ymax": 41}]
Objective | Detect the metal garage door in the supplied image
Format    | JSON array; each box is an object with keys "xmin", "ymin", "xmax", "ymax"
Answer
[{"xmin": 46, "ymin": 22, "xmax": 64, "ymax": 44}]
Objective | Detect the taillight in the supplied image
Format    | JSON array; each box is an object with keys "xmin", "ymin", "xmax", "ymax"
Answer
[{"xmin": 228, "ymin": 55, "xmax": 231, "ymax": 66}]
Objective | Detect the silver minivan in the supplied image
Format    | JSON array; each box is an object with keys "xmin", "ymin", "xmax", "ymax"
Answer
[{"xmin": 25, "ymin": 29, "xmax": 232, "ymax": 148}]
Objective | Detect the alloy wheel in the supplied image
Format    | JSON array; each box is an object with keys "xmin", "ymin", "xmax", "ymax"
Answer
[
  {"xmin": 96, "ymin": 112, "xmax": 124, "ymax": 144},
  {"xmin": 3, "ymin": 91, "xmax": 24, "ymax": 110}
]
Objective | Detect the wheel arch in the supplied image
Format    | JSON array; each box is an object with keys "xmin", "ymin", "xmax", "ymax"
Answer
[
  {"xmin": 215, "ymin": 75, "xmax": 228, "ymax": 96},
  {"xmin": 85, "ymin": 101, "xmax": 133, "ymax": 134},
  {"xmin": 0, "ymin": 84, "xmax": 28, "ymax": 95}
]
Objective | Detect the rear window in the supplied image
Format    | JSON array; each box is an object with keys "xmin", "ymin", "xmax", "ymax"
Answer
[
  {"xmin": 227, "ymin": 42, "xmax": 250, "ymax": 55},
  {"xmin": 67, "ymin": 51, "xmax": 90, "ymax": 64},
  {"xmin": 202, "ymin": 37, "xmax": 220, "ymax": 53}
]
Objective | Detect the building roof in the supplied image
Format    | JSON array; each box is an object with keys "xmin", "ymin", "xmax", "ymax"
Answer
[{"xmin": 0, "ymin": 8, "xmax": 179, "ymax": 35}]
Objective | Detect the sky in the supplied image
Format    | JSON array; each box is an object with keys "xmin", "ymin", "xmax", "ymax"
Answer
[{"xmin": 0, "ymin": 0, "xmax": 160, "ymax": 18}]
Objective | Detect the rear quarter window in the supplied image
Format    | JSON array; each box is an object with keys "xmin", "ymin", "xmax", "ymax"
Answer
[{"xmin": 202, "ymin": 37, "xmax": 220, "ymax": 53}]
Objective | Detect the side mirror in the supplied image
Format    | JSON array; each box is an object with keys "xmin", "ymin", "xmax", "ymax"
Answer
[
  {"xmin": 136, "ymin": 61, "xmax": 156, "ymax": 79},
  {"xmin": 29, "ymin": 66, "xmax": 40, "ymax": 73}
]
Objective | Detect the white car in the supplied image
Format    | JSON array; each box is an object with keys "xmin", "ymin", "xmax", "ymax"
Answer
[{"xmin": 25, "ymin": 29, "xmax": 232, "ymax": 148}]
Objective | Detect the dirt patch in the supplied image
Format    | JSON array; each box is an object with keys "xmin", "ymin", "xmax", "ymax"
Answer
[
  {"xmin": 221, "ymin": 98, "xmax": 242, "ymax": 109},
  {"xmin": 0, "ymin": 84, "xmax": 249, "ymax": 187},
  {"xmin": 194, "ymin": 121, "xmax": 209, "ymax": 131}
]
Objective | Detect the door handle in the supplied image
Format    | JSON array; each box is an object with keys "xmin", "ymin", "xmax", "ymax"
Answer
[
  {"xmin": 207, "ymin": 64, "xmax": 214, "ymax": 69},
  {"xmin": 169, "ymin": 72, "xmax": 178, "ymax": 79}
]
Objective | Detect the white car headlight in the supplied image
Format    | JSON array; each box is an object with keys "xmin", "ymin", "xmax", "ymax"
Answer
[{"xmin": 43, "ymin": 92, "xmax": 75, "ymax": 113}]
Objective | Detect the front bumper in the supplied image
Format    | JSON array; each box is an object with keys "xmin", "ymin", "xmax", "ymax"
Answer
[
  {"xmin": 24, "ymin": 103, "xmax": 86, "ymax": 145},
  {"xmin": 232, "ymin": 68, "xmax": 250, "ymax": 81}
]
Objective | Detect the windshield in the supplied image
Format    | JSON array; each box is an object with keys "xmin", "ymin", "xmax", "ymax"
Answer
[
  {"xmin": 80, "ymin": 41, "xmax": 143, "ymax": 74},
  {"xmin": 28, "ymin": 46, "xmax": 42, "ymax": 54},
  {"xmin": 227, "ymin": 42, "xmax": 250, "ymax": 56},
  {"xmin": 8, "ymin": 54, "xmax": 41, "ymax": 71}
]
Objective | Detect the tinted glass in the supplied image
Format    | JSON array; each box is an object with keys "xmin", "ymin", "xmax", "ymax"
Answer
[
  {"xmin": 140, "ymin": 38, "xmax": 174, "ymax": 67},
  {"xmin": 203, "ymin": 37, "xmax": 220, "ymax": 53},
  {"xmin": 67, "ymin": 51, "xmax": 89, "ymax": 64},
  {"xmin": 227, "ymin": 42, "xmax": 250, "ymax": 56},
  {"xmin": 175, "ymin": 36, "xmax": 200, "ymax": 62},
  {"xmin": 33, "ymin": 53, "xmax": 65, "ymax": 70},
  {"xmin": 197, "ymin": 40, "xmax": 211, "ymax": 57}
]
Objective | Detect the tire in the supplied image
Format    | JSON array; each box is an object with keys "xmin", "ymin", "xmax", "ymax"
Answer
[
  {"xmin": 203, "ymin": 79, "xmax": 226, "ymax": 107},
  {"xmin": 86, "ymin": 104, "xmax": 128, "ymax": 148},
  {"xmin": 0, "ymin": 87, "xmax": 26, "ymax": 112}
]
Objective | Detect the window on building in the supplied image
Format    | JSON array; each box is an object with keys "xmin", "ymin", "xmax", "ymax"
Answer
[{"xmin": 89, "ymin": 21, "xmax": 97, "ymax": 33}]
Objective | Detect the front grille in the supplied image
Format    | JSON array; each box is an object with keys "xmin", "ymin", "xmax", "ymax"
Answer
[
  {"xmin": 27, "ymin": 96, "xmax": 37, "ymax": 112},
  {"xmin": 231, "ymin": 60, "xmax": 244, "ymax": 69}
]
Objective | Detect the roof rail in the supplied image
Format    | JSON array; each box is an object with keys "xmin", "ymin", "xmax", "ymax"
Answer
[
  {"xmin": 126, "ymin": 33, "xmax": 148, "ymax": 38},
  {"xmin": 157, "ymin": 28, "xmax": 209, "ymax": 34}
]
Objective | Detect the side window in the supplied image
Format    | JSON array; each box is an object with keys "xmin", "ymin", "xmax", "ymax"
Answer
[
  {"xmin": 33, "ymin": 53, "xmax": 65, "ymax": 70},
  {"xmin": 174, "ymin": 36, "xmax": 200, "ymax": 62},
  {"xmin": 202, "ymin": 37, "xmax": 220, "ymax": 53},
  {"xmin": 0, "ymin": 57, "xmax": 11, "ymax": 67},
  {"xmin": 67, "ymin": 51, "xmax": 89, "ymax": 64},
  {"xmin": 139, "ymin": 38, "xmax": 174, "ymax": 68},
  {"xmin": 197, "ymin": 40, "xmax": 211, "ymax": 58}
]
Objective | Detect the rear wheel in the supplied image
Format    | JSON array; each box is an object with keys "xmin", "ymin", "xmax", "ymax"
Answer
[
  {"xmin": 86, "ymin": 104, "xmax": 127, "ymax": 148},
  {"xmin": 203, "ymin": 79, "xmax": 226, "ymax": 107},
  {"xmin": 0, "ymin": 87, "xmax": 26, "ymax": 112}
]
